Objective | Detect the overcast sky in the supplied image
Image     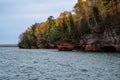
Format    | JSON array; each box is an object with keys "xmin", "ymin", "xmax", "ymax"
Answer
[{"xmin": 0, "ymin": 0, "xmax": 77, "ymax": 44}]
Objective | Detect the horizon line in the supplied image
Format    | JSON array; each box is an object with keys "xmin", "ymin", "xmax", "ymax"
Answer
[{"xmin": 0, "ymin": 44, "xmax": 18, "ymax": 47}]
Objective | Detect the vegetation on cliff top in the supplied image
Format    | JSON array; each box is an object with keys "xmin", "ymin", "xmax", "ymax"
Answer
[{"xmin": 18, "ymin": 0, "xmax": 120, "ymax": 51}]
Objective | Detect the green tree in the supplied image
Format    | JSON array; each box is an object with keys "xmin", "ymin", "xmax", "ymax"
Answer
[
  {"xmin": 92, "ymin": 6, "xmax": 100, "ymax": 22},
  {"xmin": 44, "ymin": 16, "xmax": 57, "ymax": 42}
]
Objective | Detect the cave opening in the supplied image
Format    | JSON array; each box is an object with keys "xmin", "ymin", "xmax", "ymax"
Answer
[{"xmin": 101, "ymin": 46, "xmax": 116, "ymax": 52}]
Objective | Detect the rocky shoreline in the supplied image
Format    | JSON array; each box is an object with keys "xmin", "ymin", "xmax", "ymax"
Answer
[{"xmin": 19, "ymin": 39, "xmax": 120, "ymax": 52}]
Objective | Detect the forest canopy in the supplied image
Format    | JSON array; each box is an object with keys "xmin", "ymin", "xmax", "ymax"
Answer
[{"xmin": 18, "ymin": 0, "xmax": 120, "ymax": 51}]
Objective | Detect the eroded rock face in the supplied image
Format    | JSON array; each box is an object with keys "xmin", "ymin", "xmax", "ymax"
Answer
[
  {"xmin": 19, "ymin": 46, "xmax": 30, "ymax": 49},
  {"xmin": 115, "ymin": 45, "xmax": 120, "ymax": 52},
  {"xmin": 85, "ymin": 44, "xmax": 101, "ymax": 51},
  {"xmin": 38, "ymin": 43, "xmax": 56, "ymax": 49},
  {"xmin": 85, "ymin": 44, "xmax": 117, "ymax": 52},
  {"xmin": 81, "ymin": 36, "xmax": 120, "ymax": 52},
  {"xmin": 82, "ymin": 14, "xmax": 120, "ymax": 52},
  {"xmin": 57, "ymin": 40, "xmax": 74, "ymax": 51},
  {"xmin": 81, "ymin": 34, "xmax": 118, "ymax": 52}
]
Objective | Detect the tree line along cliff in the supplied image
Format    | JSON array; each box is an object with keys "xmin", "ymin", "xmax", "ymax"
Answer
[{"xmin": 18, "ymin": 0, "xmax": 120, "ymax": 51}]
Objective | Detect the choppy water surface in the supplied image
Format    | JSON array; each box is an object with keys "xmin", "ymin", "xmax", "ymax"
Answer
[{"xmin": 0, "ymin": 47, "xmax": 120, "ymax": 80}]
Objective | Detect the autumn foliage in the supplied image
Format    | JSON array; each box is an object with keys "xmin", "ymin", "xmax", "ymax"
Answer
[{"xmin": 18, "ymin": 0, "xmax": 120, "ymax": 50}]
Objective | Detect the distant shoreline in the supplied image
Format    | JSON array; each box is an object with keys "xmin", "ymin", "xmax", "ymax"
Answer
[{"xmin": 0, "ymin": 44, "xmax": 18, "ymax": 47}]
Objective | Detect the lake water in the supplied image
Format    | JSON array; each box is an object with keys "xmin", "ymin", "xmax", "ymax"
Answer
[{"xmin": 0, "ymin": 47, "xmax": 120, "ymax": 80}]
